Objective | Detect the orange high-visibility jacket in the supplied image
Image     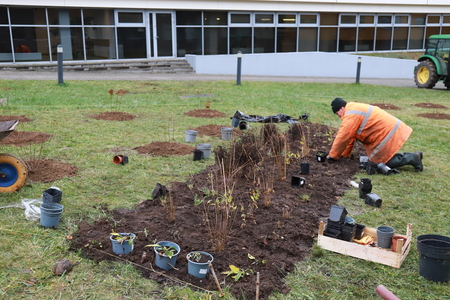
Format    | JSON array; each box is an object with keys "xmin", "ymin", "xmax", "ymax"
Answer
[{"xmin": 328, "ymin": 102, "xmax": 412, "ymax": 163}]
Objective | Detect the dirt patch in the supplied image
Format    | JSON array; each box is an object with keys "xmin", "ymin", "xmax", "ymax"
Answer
[
  {"xmin": 192, "ymin": 124, "xmax": 242, "ymax": 138},
  {"xmin": 89, "ymin": 111, "xmax": 136, "ymax": 121},
  {"xmin": 25, "ymin": 159, "xmax": 78, "ymax": 183},
  {"xmin": 184, "ymin": 109, "xmax": 227, "ymax": 118},
  {"xmin": 371, "ymin": 103, "xmax": 401, "ymax": 110},
  {"xmin": 70, "ymin": 122, "xmax": 365, "ymax": 300},
  {"xmin": 134, "ymin": 141, "xmax": 196, "ymax": 157},
  {"xmin": 0, "ymin": 131, "xmax": 52, "ymax": 147},
  {"xmin": 417, "ymin": 113, "xmax": 450, "ymax": 120},
  {"xmin": 0, "ymin": 115, "xmax": 33, "ymax": 122},
  {"xmin": 414, "ymin": 103, "xmax": 448, "ymax": 109}
]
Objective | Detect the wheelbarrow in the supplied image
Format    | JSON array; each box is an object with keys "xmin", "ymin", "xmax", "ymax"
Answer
[{"xmin": 0, "ymin": 120, "xmax": 28, "ymax": 192}]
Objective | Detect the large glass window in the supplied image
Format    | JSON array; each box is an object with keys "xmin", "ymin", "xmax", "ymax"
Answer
[
  {"xmin": 231, "ymin": 14, "xmax": 250, "ymax": 24},
  {"xmin": 0, "ymin": 27, "xmax": 12, "ymax": 62},
  {"xmin": 320, "ymin": 13, "xmax": 338, "ymax": 26},
  {"xmin": 48, "ymin": 8, "xmax": 82, "ymax": 25},
  {"xmin": 393, "ymin": 27, "xmax": 408, "ymax": 50},
  {"xmin": 85, "ymin": 27, "xmax": 116, "ymax": 60},
  {"xmin": 254, "ymin": 27, "xmax": 274, "ymax": 53},
  {"xmin": 278, "ymin": 14, "xmax": 296, "ymax": 24},
  {"xmin": 411, "ymin": 14, "xmax": 426, "ymax": 25},
  {"xmin": 319, "ymin": 27, "xmax": 337, "ymax": 52},
  {"xmin": 0, "ymin": 7, "xmax": 9, "ymax": 24},
  {"xmin": 230, "ymin": 27, "xmax": 252, "ymax": 54},
  {"xmin": 358, "ymin": 27, "xmax": 374, "ymax": 51},
  {"xmin": 12, "ymin": 27, "xmax": 48, "ymax": 61},
  {"xmin": 298, "ymin": 27, "xmax": 317, "ymax": 51},
  {"xmin": 426, "ymin": 27, "xmax": 441, "ymax": 38},
  {"xmin": 49, "ymin": 27, "xmax": 83, "ymax": 60},
  {"xmin": 117, "ymin": 27, "xmax": 146, "ymax": 59},
  {"xmin": 409, "ymin": 27, "xmax": 425, "ymax": 49},
  {"xmin": 339, "ymin": 28, "xmax": 356, "ymax": 52},
  {"xmin": 83, "ymin": 9, "xmax": 114, "ymax": 25},
  {"xmin": 375, "ymin": 27, "xmax": 392, "ymax": 50},
  {"xmin": 300, "ymin": 15, "xmax": 317, "ymax": 24},
  {"xmin": 177, "ymin": 27, "xmax": 202, "ymax": 56},
  {"xmin": 204, "ymin": 27, "xmax": 227, "ymax": 55},
  {"xmin": 9, "ymin": 8, "xmax": 46, "ymax": 25},
  {"xmin": 277, "ymin": 27, "xmax": 296, "ymax": 52}
]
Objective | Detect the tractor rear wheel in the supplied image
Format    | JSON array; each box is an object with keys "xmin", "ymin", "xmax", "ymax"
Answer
[
  {"xmin": 0, "ymin": 153, "xmax": 28, "ymax": 193},
  {"xmin": 414, "ymin": 60, "xmax": 438, "ymax": 89}
]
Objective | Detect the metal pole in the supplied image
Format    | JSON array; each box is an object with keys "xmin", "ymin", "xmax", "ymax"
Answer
[
  {"xmin": 236, "ymin": 51, "xmax": 242, "ymax": 86},
  {"xmin": 57, "ymin": 44, "xmax": 64, "ymax": 84},
  {"xmin": 355, "ymin": 56, "xmax": 362, "ymax": 84}
]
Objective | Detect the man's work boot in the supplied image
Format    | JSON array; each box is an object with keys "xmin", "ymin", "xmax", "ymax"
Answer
[{"xmin": 386, "ymin": 152, "xmax": 423, "ymax": 172}]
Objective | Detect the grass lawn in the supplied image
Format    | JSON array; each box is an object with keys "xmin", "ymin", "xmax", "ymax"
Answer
[{"xmin": 0, "ymin": 78, "xmax": 449, "ymax": 300}]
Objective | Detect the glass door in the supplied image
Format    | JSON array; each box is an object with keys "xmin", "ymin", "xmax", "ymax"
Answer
[{"xmin": 148, "ymin": 11, "xmax": 174, "ymax": 57}]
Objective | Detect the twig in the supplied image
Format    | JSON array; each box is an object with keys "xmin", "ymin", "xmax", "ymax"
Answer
[
  {"xmin": 209, "ymin": 262, "xmax": 223, "ymax": 293},
  {"xmin": 256, "ymin": 272, "xmax": 260, "ymax": 300}
]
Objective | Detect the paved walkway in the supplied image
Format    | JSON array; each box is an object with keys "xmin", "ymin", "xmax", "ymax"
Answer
[{"xmin": 0, "ymin": 69, "xmax": 431, "ymax": 89}]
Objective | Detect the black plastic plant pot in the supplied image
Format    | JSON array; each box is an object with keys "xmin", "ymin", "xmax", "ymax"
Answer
[
  {"xmin": 193, "ymin": 149, "xmax": 204, "ymax": 161},
  {"xmin": 239, "ymin": 121, "xmax": 249, "ymax": 130},
  {"xmin": 365, "ymin": 193, "xmax": 382, "ymax": 207},
  {"xmin": 329, "ymin": 205, "xmax": 348, "ymax": 223},
  {"xmin": 316, "ymin": 151, "xmax": 327, "ymax": 162},
  {"xmin": 359, "ymin": 178, "xmax": 372, "ymax": 199},
  {"xmin": 355, "ymin": 224, "xmax": 366, "ymax": 240},
  {"xmin": 365, "ymin": 162, "xmax": 378, "ymax": 175},
  {"xmin": 326, "ymin": 219, "xmax": 343, "ymax": 230},
  {"xmin": 377, "ymin": 163, "xmax": 394, "ymax": 175},
  {"xmin": 291, "ymin": 175, "xmax": 305, "ymax": 188},
  {"xmin": 324, "ymin": 228, "xmax": 341, "ymax": 239},
  {"xmin": 300, "ymin": 163, "xmax": 310, "ymax": 175}
]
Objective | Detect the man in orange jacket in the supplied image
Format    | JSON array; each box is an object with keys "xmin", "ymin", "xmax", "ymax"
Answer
[{"xmin": 327, "ymin": 98, "xmax": 423, "ymax": 172}]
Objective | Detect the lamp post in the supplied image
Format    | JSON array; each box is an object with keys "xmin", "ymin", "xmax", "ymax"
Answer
[
  {"xmin": 355, "ymin": 56, "xmax": 362, "ymax": 84},
  {"xmin": 57, "ymin": 44, "xmax": 64, "ymax": 84},
  {"xmin": 236, "ymin": 51, "xmax": 242, "ymax": 86}
]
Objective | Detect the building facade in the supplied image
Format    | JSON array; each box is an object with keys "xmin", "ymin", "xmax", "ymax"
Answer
[{"xmin": 1, "ymin": 1, "xmax": 450, "ymax": 63}]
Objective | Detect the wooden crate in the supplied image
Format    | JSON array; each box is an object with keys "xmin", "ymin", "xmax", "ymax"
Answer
[{"xmin": 317, "ymin": 222, "xmax": 412, "ymax": 268}]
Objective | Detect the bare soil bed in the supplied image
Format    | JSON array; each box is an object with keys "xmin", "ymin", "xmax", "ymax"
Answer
[{"xmin": 2, "ymin": 111, "xmax": 365, "ymax": 299}]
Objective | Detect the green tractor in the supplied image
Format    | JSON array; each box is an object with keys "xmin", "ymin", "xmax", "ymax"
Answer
[{"xmin": 414, "ymin": 34, "xmax": 450, "ymax": 89}]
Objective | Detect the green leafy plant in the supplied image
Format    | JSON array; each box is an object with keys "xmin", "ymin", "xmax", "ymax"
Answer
[
  {"xmin": 110, "ymin": 231, "xmax": 135, "ymax": 245},
  {"xmin": 145, "ymin": 244, "xmax": 178, "ymax": 259},
  {"xmin": 222, "ymin": 265, "xmax": 249, "ymax": 282}
]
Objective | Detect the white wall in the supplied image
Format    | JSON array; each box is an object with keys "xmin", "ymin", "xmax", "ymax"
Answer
[{"xmin": 185, "ymin": 53, "xmax": 418, "ymax": 79}]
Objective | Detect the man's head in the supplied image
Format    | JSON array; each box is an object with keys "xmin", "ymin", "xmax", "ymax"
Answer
[{"xmin": 331, "ymin": 98, "xmax": 347, "ymax": 114}]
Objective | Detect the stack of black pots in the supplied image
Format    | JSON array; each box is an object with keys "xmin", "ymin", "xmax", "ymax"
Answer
[{"xmin": 324, "ymin": 205, "xmax": 348, "ymax": 239}]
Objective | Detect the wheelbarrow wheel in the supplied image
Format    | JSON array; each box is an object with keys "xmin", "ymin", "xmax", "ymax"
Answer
[{"xmin": 0, "ymin": 153, "xmax": 28, "ymax": 192}]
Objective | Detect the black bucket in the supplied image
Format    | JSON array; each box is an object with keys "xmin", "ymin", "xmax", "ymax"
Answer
[{"xmin": 417, "ymin": 234, "xmax": 450, "ymax": 282}]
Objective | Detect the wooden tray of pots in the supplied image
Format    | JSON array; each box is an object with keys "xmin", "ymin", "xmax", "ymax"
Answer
[{"xmin": 317, "ymin": 222, "xmax": 412, "ymax": 269}]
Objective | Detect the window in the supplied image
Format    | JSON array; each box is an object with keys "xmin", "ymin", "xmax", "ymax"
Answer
[
  {"xmin": 118, "ymin": 12, "xmax": 143, "ymax": 24},
  {"xmin": 177, "ymin": 11, "xmax": 202, "ymax": 25},
  {"xmin": 204, "ymin": 11, "xmax": 227, "ymax": 25},
  {"xmin": 255, "ymin": 14, "xmax": 273, "ymax": 24},
  {"xmin": 231, "ymin": 14, "xmax": 250, "ymax": 24},
  {"xmin": 278, "ymin": 14, "xmax": 296, "ymax": 24},
  {"xmin": 377, "ymin": 15, "xmax": 392, "ymax": 25},
  {"xmin": 83, "ymin": 9, "xmax": 114, "ymax": 25},
  {"xmin": 395, "ymin": 15, "xmax": 409, "ymax": 24},
  {"xmin": 340, "ymin": 15, "xmax": 356, "ymax": 25},
  {"xmin": 360, "ymin": 15, "xmax": 374, "ymax": 25},
  {"xmin": 47, "ymin": 8, "xmax": 81, "ymax": 25},
  {"xmin": 427, "ymin": 15, "xmax": 440, "ymax": 24},
  {"xmin": 300, "ymin": 15, "xmax": 317, "ymax": 24}
]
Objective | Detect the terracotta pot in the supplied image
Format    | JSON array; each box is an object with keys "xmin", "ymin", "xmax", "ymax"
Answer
[{"xmin": 392, "ymin": 235, "xmax": 407, "ymax": 252}]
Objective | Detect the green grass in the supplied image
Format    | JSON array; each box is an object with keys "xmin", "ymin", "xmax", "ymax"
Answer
[{"xmin": 1, "ymin": 78, "xmax": 449, "ymax": 299}]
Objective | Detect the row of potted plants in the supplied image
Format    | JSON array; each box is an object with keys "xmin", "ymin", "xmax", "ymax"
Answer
[{"xmin": 109, "ymin": 232, "xmax": 213, "ymax": 278}]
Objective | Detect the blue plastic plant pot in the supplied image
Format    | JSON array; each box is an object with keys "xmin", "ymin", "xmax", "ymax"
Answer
[
  {"xmin": 154, "ymin": 241, "xmax": 180, "ymax": 271},
  {"xmin": 110, "ymin": 233, "xmax": 136, "ymax": 255},
  {"xmin": 186, "ymin": 251, "xmax": 214, "ymax": 278},
  {"xmin": 40, "ymin": 203, "xmax": 64, "ymax": 228}
]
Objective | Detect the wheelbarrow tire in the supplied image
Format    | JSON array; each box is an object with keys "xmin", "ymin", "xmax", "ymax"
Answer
[{"xmin": 0, "ymin": 153, "xmax": 28, "ymax": 193}]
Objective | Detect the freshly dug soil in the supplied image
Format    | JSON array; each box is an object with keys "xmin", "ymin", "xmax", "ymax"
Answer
[
  {"xmin": 70, "ymin": 121, "xmax": 365, "ymax": 300},
  {"xmin": 184, "ymin": 109, "xmax": 227, "ymax": 118},
  {"xmin": 414, "ymin": 103, "xmax": 447, "ymax": 109},
  {"xmin": 0, "ymin": 131, "xmax": 52, "ymax": 147},
  {"xmin": 417, "ymin": 113, "xmax": 450, "ymax": 120},
  {"xmin": 371, "ymin": 103, "xmax": 401, "ymax": 110},
  {"xmin": 89, "ymin": 111, "xmax": 136, "ymax": 121}
]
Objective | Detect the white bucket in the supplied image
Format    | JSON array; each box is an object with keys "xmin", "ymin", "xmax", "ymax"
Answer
[
  {"xmin": 221, "ymin": 127, "xmax": 233, "ymax": 141},
  {"xmin": 197, "ymin": 143, "xmax": 212, "ymax": 158},
  {"xmin": 185, "ymin": 130, "xmax": 198, "ymax": 143}
]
